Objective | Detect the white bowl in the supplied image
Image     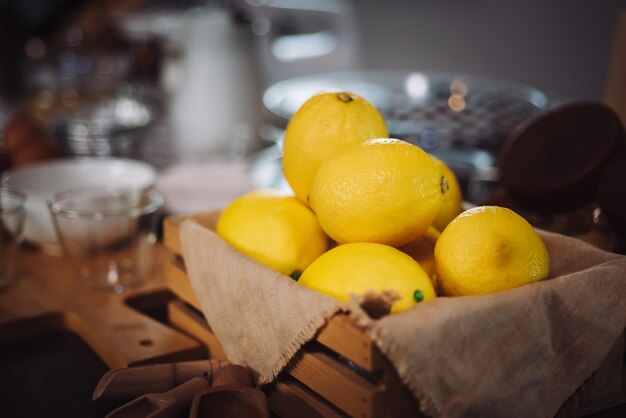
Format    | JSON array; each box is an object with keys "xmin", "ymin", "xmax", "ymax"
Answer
[{"xmin": 2, "ymin": 158, "xmax": 157, "ymax": 254}]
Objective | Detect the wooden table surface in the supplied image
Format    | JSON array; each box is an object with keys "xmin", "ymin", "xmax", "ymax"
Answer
[{"xmin": 0, "ymin": 242, "xmax": 204, "ymax": 368}]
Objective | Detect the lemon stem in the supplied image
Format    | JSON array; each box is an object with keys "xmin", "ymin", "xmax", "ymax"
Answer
[
  {"xmin": 290, "ymin": 271, "xmax": 302, "ymax": 281},
  {"xmin": 337, "ymin": 92, "xmax": 353, "ymax": 103},
  {"xmin": 413, "ymin": 289, "xmax": 424, "ymax": 303},
  {"xmin": 440, "ymin": 176, "xmax": 449, "ymax": 194}
]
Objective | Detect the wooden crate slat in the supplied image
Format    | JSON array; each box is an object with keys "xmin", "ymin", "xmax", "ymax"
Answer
[
  {"xmin": 287, "ymin": 348, "xmax": 385, "ymax": 418},
  {"xmin": 381, "ymin": 357, "xmax": 425, "ymax": 418},
  {"xmin": 163, "ymin": 213, "xmax": 219, "ymax": 256},
  {"xmin": 167, "ymin": 300, "xmax": 228, "ymax": 360},
  {"xmin": 316, "ymin": 314, "xmax": 384, "ymax": 372},
  {"xmin": 164, "ymin": 292, "xmax": 387, "ymax": 418},
  {"xmin": 164, "ymin": 258, "xmax": 201, "ymax": 310},
  {"xmin": 163, "ymin": 215, "xmax": 185, "ymax": 255},
  {"xmin": 266, "ymin": 379, "xmax": 346, "ymax": 418}
]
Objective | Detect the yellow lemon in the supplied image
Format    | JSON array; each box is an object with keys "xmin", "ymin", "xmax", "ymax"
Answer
[
  {"xmin": 309, "ymin": 138, "xmax": 447, "ymax": 247},
  {"xmin": 431, "ymin": 156, "xmax": 463, "ymax": 231},
  {"xmin": 434, "ymin": 206, "xmax": 549, "ymax": 296},
  {"xmin": 282, "ymin": 91, "xmax": 388, "ymax": 203},
  {"xmin": 399, "ymin": 226, "xmax": 440, "ymax": 279},
  {"xmin": 217, "ymin": 189, "xmax": 328, "ymax": 277},
  {"xmin": 299, "ymin": 243, "xmax": 436, "ymax": 313}
]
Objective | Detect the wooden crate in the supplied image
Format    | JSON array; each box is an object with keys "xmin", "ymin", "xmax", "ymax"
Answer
[
  {"xmin": 163, "ymin": 214, "xmax": 421, "ymax": 418},
  {"xmin": 163, "ymin": 214, "xmax": 626, "ymax": 418}
]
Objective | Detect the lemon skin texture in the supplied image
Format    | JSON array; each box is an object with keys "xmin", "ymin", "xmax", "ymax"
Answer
[
  {"xmin": 309, "ymin": 138, "xmax": 446, "ymax": 247},
  {"xmin": 299, "ymin": 242, "xmax": 436, "ymax": 313},
  {"xmin": 282, "ymin": 91, "xmax": 388, "ymax": 203},
  {"xmin": 217, "ymin": 189, "xmax": 328, "ymax": 277},
  {"xmin": 434, "ymin": 206, "xmax": 549, "ymax": 296}
]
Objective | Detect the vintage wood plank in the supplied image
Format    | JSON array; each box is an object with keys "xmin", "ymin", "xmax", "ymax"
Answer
[
  {"xmin": 380, "ymin": 358, "xmax": 425, "ymax": 418},
  {"xmin": 265, "ymin": 378, "xmax": 346, "ymax": 418},
  {"xmin": 163, "ymin": 212, "xmax": 219, "ymax": 257},
  {"xmin": 287, "ymin": 347, "xmax": 385, "ymax": 418},
  {"xmin": 164, "ymin": 294, "xmax": 385, "ymax": 417},
  {"xmin": 0, "ymin": 245, "xmax": 205, "ymax": 369},
  {"xmin": 164, "ymin": 258, "xmax": 201, "ymax": 310},
  {"xmin": 316, "ymin": 314, "xmax": 384, "ymax": 372},
  {"xmin": 167, "ymin": 300, "xmax": 227, "ymax": 360},
  {"xmin": 68, "ymin": 297, "xmax": 204, "ymax": 368}
]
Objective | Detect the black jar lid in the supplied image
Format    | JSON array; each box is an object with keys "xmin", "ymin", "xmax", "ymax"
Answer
[{"xmin": 499, "ymin": 102, "xmax": 625, "ymax": 214}]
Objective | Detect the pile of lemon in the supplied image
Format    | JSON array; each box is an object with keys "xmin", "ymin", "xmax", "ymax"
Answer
[{"xmin": 217, "ymin": 92, "xmax": 549, "ymax": 314}]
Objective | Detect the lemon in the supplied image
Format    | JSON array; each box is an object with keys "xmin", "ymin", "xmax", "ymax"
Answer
[
  {"xmin": 216, "ymin": 189, "xmax": 328, "ymax": 277},
  {"xmin": 282, "ymin": 91, "xmax": 388, "ymax": 203},
  {"xmin": 434, "ymin": 206, "xmax": 549, "ymax": 296},
  {"xmin": 399, "ymin": 226, "xmax": 440, "ymax": 279},
  {"xmin": 431, "ymin": 156, "xmax": 463, "ymax": 231},
  {"xmin": 299, "ymin": 243, "xmax": 436, "ymax": 313},
  {"xmin": 309, "ymin": 138, "xmax": 447, "ymax": 247}
]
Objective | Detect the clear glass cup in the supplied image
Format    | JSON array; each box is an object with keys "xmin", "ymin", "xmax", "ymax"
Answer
[
  {"xmin": 48, "ymin": 187, "xmax": 163, "ymax": 292},
  {"xmin": 0, "ymin": 186, "xmax": 27, "ymax": 290}
]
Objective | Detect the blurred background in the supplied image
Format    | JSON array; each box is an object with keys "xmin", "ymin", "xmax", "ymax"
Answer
[{"xmin": 1, "ymin": 0, "xmax": 625, "ymax": 212}]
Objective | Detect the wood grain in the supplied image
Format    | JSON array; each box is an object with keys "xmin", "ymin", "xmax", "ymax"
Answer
[
  {"xmin": 316, "ymin": 314, "xmax": 385, "ymax": 372},
  {"xmin": 265, "ymin": 379, "xmax": 346, "ymax": 418},
  {"xmin": 163, "ymin": 291, "xmax": 390, "ymax": 417},
  {"xmin": 165, "ymin": 257, "xmax": 201, "ymax": 310},
  {"xmin": 0, "ymin": 245, "xmax": 205, "ymax": 368},
  {"xmin": 163, "ymin": 212, "xmax": 219, "ymax": 257},
  {"xmin": 167, "ymin": 300, "xmax": 227, "ymax": 360},
  {"xmin": 287, "ymin": 347, "xmax": 385, "ymax": 418}
]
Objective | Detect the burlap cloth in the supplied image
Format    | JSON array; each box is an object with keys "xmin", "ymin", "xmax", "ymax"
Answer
[{"xmin": 180, "ymin": 215, "xmax": 626, "ymax": 417}]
